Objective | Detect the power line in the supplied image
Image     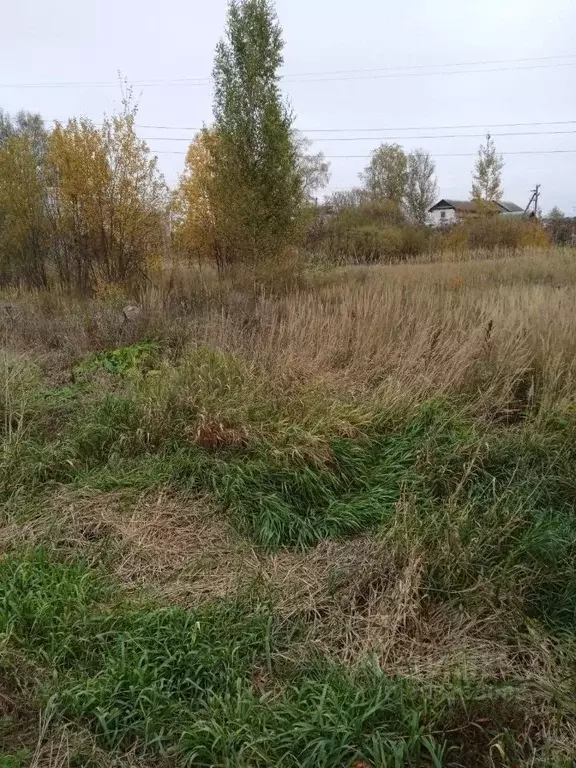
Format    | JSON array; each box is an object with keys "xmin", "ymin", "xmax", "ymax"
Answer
[
  {"xmin": 3, "ymin": 55, "xmax": 575, "ymax": 88},
  {"xmin": 324, "ymin": 149, "xmax": 576, "ymax": 158},
  {"xmin": 282, "ymin": 61, "xmax": 576, "ymax": 84},
  {"xmin": 138, "ymin": 129, "xmax": 576, "ymax": 143},
  {"xmin": 46, "ymin": 119, "xmax": 576, "ymax": 133},
  {"xmin": 280, "ymin": 53, "xmax": 576, "ymax": 78},
  {"xmin": 131, "ymin": 119, "xmax": 576, "ymax": 133},
  {"xmin": 148, "ymin": 148, "xmax": 576, "ymax": 157}
]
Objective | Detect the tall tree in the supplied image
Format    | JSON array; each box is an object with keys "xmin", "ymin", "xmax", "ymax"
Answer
[
  {"xmin": 0, "ymin": 133, "xmax": 49, "ymax": 287},
  {"xmin": 360, "ymin": 143, "xmax": 408, "ymax": 204},
  {"xmin": 172, "ymin": 129, "xmax": 220, "ymax": 265},
  {"xmin": 405, "ymin": 149, "xmax": 437, "ymax": 224},
  {"xmin": 293, "ymin": 132, "xmax": 330, "ymax": 201},
  {"xmin": 471, "ymin": 133, "xmax": 504, "ymax": 206},
  {"xmin": 0, "ymin": 111, "xmax": 49, "ymax": 286},
  {"xmin": 211, "ymin": 0, "xmax": 303, "ymax": 266}
]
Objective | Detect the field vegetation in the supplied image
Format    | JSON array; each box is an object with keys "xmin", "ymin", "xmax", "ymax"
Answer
[
  {"xmin": 2, "ymin": 1, "xmax": 575, "ymax": 765},
  {"xmin": 2, "ymin": 245, "xmax": 576, "ymax": 766}
]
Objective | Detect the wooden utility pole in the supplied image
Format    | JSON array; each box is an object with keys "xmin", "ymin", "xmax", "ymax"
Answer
[{"xmin": 524, "ymin": 184, "xmax": 541, "ymax": 217}]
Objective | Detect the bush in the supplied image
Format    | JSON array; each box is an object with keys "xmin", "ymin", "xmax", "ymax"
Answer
[
  {"xmin": 437, "ymin": 217, "xmax": 550, "ymax": 253},
  {"xmin": 306, "ymin": 219, "xmax": 430, "ymax": 264},
  {"xmin": 546, "ymin": 217, "xmax": 576, "ymax": 246}
]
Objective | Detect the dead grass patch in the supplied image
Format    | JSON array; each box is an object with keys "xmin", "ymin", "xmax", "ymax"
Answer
[
  {"xmin": 50, "ymin": 489, "xmax": 258, "ymax": 602},
  {"xmin": 3, "ymin": 489, "xmax": 567, "ymax": 691},
  {"xmin": 0, "ymin": 492, "xmax": 510, "ymax": 683},
  {"xmin": 263, "ymin": 537, "xmax": 520, "ymax": 680}
]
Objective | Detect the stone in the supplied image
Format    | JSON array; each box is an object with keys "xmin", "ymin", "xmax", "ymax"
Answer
[{"xmin": 122, "ymin": 305, "xmax": 142, "ymax": 323}]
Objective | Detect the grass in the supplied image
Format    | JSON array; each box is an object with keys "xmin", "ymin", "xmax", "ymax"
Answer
[
  {"xmin": 0, "ymin": 550, "xmax": 550, "ymax": 767},
  {"xmin": 1, "ymin": 247, "xmax": 576, "ymax": 765}
]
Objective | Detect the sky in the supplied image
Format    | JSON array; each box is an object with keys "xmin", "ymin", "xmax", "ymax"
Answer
[{"xmin": 1, "ymin": 0, "xmax": 575, "ymax": 213}]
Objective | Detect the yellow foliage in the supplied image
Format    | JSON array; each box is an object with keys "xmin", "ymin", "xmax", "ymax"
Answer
[
  {"xmin": 518, "ymin": 221, "xmax": 551, "ymax": 249},
  {"xmin": 172, "ymin": 129, "xmax": 220, "ymax": 265},
  {"xmin": 92, "ymin": 277, "xmax": 128, "ymax": 303},
  {"xmin": 145, "ymin": 252, "xmax": 163, "ymax": 275},
  {"xmin": 46, "ymin": 91, "xmax": 168, "ymax": 290}
]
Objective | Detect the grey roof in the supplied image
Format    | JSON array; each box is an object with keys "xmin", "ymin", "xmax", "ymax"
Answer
[
  {"xmin": 498, "ymin": 201, "xmax": 524, "ymax": 213},
  {"xmin": 429, "ymin": 198, "xmax": 523, "ymax": 213},
  {"xmin": 429, "ymin": 199, "xmax": 476, "ymax": 212}
]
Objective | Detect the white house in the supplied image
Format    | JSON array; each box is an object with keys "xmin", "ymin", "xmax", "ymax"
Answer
[{"xmin": 428, "ymin": 199, "xmax": 524, "ymax": 227}]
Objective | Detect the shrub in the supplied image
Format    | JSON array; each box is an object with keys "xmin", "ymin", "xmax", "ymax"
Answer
[{"xmin": 437, "ymin": 217, "xmax": 551, "ymax": 253}]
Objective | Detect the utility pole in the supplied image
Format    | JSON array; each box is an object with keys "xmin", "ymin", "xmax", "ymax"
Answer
[{"xmin": 524, "ymin": 184, "xmax": 541, "ymax": 218}]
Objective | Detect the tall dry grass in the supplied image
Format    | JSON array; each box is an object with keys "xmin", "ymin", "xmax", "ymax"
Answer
[{"xmin": 3, "ymin": 246, "xmax": 576, "ymax": 419}]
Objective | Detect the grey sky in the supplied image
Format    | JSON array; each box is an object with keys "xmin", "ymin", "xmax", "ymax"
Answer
[{"xmin": 1, "ymin": 0, "xmax": 575, "ymax": 212}]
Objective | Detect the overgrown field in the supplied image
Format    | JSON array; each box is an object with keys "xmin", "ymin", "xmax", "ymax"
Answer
[{"xmin": 1, "ymin": 248, "xmax": 576, "ymax": 767}]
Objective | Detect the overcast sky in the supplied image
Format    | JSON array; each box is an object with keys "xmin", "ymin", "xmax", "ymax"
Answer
[{"xmin": 1, "ymin": 0, "xmax": 575, "ymax": 212}]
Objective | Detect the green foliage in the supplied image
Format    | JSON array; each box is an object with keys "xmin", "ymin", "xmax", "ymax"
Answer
[
  {"xmin": 0, "ymin": 132, "xmax": 50, "ymax": 287},
  {"xmin": 405, "ymin": 149, "xmax": 438, "ymax": 225},
  {"xmin": 206, "ymin": 410, "xmax": 448, "ymax": 549},
  {"xmin": 0, "ymin": 109, "xmax": 47, "ymax": 160},
  {"xmin": 309, "ymin": 191, "xmax": 432, "ymax": 263},
  {"xmin": 210, "ymin": 0, "xmax": 304, "ymax": 267},
  {"xmin": 73, "ymin": 341, "xmax": 160, "ymax": 378},
  {"xmin": 434, "ymin": 216, "xmax": 550, "ymax": 252},
  {"xmin": 360, "ymin": 143, "xmax": 408, "ymax": 204},
  {"xmin": 471, "ymin": 132, "xmax": 504, "ymax": 205},
  {"xmin": 3, "ymin": 338, "xmax": 576, "ymax": 763},
  {"xmin": 1, "ymin": 551, "xmax": 536, "ymax": 766},
  {"xmin": 307, "ymin": 222, "xmax": 429, "ymax": 264},
  {"xmin": 546, "ymin": 214, "xmax": 576, "ymax": 246},
  {"xmin": 548, "ymin": 206, "xmax": 565, "ymax": 221},
  {"xmin": 0, "ymin": 753, "xmax": 31, "ymax": 768},
  {"xmin": 293, "ymin": 131, "xmax": 331, "ymax": 201}
]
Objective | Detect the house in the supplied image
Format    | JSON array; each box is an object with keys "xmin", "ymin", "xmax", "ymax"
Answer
[{"xmin": 428, "ymin": 199, "xmax": 524, "ymax": 227}]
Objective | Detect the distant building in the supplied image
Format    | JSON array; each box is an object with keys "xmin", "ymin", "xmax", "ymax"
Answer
[{"xmin": 428, "ymin": 199, "xmax": 524, "ymax": 227}]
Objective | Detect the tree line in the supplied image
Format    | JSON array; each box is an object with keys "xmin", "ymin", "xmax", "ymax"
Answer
[
  {"xmin": 0, "ymin": 91, "xmax": 168, "ymax": 290},
  {"xmin": 0, "ymin": 0, "xmax": 331, "ymax": 290},
  {"xmin": 0, "ymin": 0, "xmax": 556, "ymax": 291}
]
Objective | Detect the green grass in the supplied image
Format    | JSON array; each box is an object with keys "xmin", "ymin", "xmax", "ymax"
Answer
[
  {"xmin": 0, "ymin": 550, "xmax": 536, "ymax": 767},
  {"xmin": 2, "ymin": 343, "xmax": 576, "ymax": 765}
]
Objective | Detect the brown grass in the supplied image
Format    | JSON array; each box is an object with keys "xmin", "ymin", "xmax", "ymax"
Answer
[
  {"xmin": 3, "ymin": 247, "xmax": 576, "ymax": 421},
  {"xmin": 3, "ymin": 486, "xmax": 567, "ymax": 698}
]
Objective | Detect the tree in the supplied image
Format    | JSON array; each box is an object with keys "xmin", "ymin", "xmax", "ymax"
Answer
[
  {"xmin": 325, "ymin": 188, "xmax": 370, "ymax": 212},
  {"xmin": 0, "ymin": 109, "xmax": 47, "ymax": 160},
  {"xmin": 0, "ymin": 132, "xmax": 49, "ymax": 287},
  {"xmin": 471, "ymin": 132, "xmax": 504, "ymax": 207},
  {"xmin": 293, "ymin": 132, "xmax": 330, "ymax": 201},
  {"xmin": 547, "ymin": 206, "xmax": 565, "ymax": 221},
  {"xmin": 404, "ymin": 149, "xmax": 437, "ymax": 225},
  {"xmin": 172, "ymin": 129, "xmax": 220, "ymax": 264},
  {"xmin": 0, "ymin": 110, "xmax": 49, "ymax": 286},
  {"xmin": 210, "ymin": 0, "xmax": 303, "ymax": 267},
  {"xmin": 47, "ymin": 91, "xmax": 168, "ymax": 289},
  {"xmin": 360, "ymin": 143, "xmax": 407, "ymax": 204}
]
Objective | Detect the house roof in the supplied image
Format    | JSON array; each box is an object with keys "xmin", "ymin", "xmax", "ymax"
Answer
[
  {"xmin": 429, "ymin": 199, "xmax": 475, "ymax": 212},
  {"xmin": 498, "ymin": 201, "xmax": 524, "ymax": 213},
  {"xmin": 428, "ymin": 198, "xmax": 523, "ymax": 213}
]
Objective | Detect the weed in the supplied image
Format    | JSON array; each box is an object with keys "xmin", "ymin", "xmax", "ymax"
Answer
[{"xmin": 73, "ymin": 341, "xmax": 160, "ymax": 379}]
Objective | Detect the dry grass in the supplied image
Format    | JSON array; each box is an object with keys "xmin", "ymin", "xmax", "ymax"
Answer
[
  {"xmin": 2, "ymin": 486, "xmax": 565, "ymax": 697},
  {"xmin": 3, "ymin": 247, "xmax": 576, "ymax": 419}
]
